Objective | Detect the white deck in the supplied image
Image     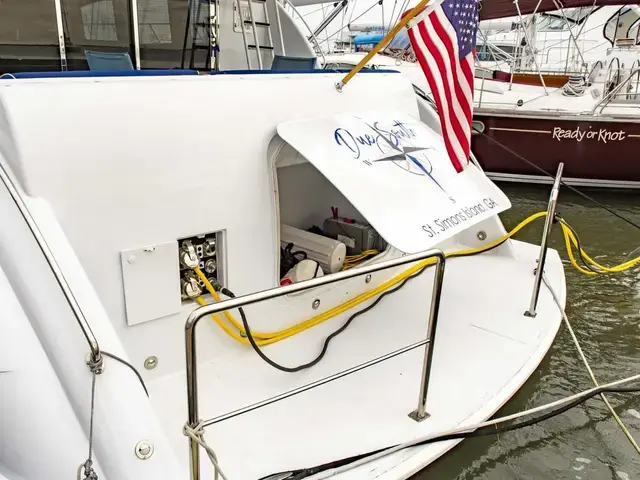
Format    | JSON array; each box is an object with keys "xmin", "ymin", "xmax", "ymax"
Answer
[{"xmin": 149, "ymin": 239, "xmax": 565, "ymax": 480}]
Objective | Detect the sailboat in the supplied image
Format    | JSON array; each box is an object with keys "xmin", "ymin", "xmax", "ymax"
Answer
[
  {"xmin": 471, "ymin": 5, "xmax": 640, "ymax": 189},
  {"xmin": 308, "ymin": 0, "xmax": 640, "ymax": 189}
]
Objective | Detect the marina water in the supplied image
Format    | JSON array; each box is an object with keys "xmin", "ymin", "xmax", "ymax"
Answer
[{"xmin": 420, "ymin": 184, "xmax": 640, "ymax": 479}]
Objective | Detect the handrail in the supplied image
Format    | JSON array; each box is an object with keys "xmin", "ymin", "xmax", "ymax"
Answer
[
  {"xmin": 630, "ymin": 59, "xmax": 640, "ymax": 99},
  {"xmin": 606, "ymin": 56, "xmax": 621, "ymax": 90},
  {"xmin": 0, "ymin": 157, "xmax": 100, "ymax": 358},
  {"xmin": 184, "ymin": 248, "xmax": 446, "ymax": 479},
  {"xmin": 247, "ymin": 0, "xmax": 263, "ymax": 69},
  {"xmin": 236, "ymin": 0, "xmax": 252, "ymax": 69},
  {"xmin": 587, "ymin": 60, "xmax": 603, "ymax": 83},
  {"xmin": 592, "ymin": 65, "xmax": 640, "ymax": 113},
  {"xmin": 525, "ymin": 163, "xmax": 563, "ymax": 317},
  {"xmin": 203, "ymin": 338, "xmax": 431, "ymax": 427},
  {"xmin": 272, "ymin": 0, "xmax": 285, "ymax": 56},
  {"xmin": 280, "ymin": 0, "xmax": 326, "ymax": 66}
]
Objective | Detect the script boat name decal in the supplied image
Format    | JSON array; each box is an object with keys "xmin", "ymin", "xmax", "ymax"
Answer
[
  {"xmin": 488, "ymin": 125, "xmax": 640, "ymax": 143},
  {"xmin": 552, "ymin": 126, "xmax": 627, "ymax": 143}
]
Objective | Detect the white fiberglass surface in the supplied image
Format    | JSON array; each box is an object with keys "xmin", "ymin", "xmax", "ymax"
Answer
[{"xmin": 148, "ymin": 240, "xmax": 564, "ymax": 480}]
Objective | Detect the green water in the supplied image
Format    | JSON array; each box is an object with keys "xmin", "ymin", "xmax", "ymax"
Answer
[{"xmin": 419, "ymin": 184, "xmax": 640, "ymax": 480}]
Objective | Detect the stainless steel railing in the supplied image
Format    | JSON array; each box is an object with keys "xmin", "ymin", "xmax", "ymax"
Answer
[
  {"xmin": 0, "ymin": 155, "xmax": 100, "ymax": 359},
  {"xmin": 591, "ymin": 62, "xmax": 640, "ymax": 114},
  {"xmin": 524, "ymin": 163, "xmax": 563, "ymax": 317},
  {"xmin": 280, "ymin": 0, "xmax": 326, "ymax": 66},
  {"xmin": 184, "ymin": 248, "xmax": 446, "ymax": 479}
]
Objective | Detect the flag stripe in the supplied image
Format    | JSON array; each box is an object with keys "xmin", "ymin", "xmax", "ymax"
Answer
[
  {"xmin": 433, "ymin": 10, "xmax": 473, "ymax": 127},
  {"xmin": 433, "ymin": 10, "xmax": 474, "ymax": 103},
  {"xmin": 407, "ymin": 27, "xmax": 460, "ymax": 169},
  {"xmin": 461, "ymin": 55, "xmax": 475, "ymax": 105},
  {"xmin": 419, "ymin": 19, "xmax": 467, "ymax": 171},
  {"xmin": 409, "ymin": 24, "xmax": 465, "ymax": 171},
  {"xmin": 425, "ymin": 15, "xmax": 470, "ymax": 154},
  {"xmin": 406, "ymin": 0, "xmax": 477, "ymax": 173}
]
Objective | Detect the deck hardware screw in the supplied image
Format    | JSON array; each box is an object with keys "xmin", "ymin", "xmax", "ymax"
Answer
[
  {"xmin": 477, "ymin": 231, "xmax": 487, "ymax": 241},
  {"xmin": 144, "ymin": 356, "xmax": 158, "ymax": 370},
  {"xmin": 135, "ymin": 440, "xmax": 154, "ymax": 460},
  {"xmin": 365, "ymin": 274, "xmax": 372, "ymax": 283},
  {"xmin": 312, "ymin": 299, "xmax": 321, "ymax": 309}
]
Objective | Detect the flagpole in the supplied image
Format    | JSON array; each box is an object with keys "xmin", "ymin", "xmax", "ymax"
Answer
[{"xmin": 335, "ymin": 0, "xmax": 431, "ymax": 91}]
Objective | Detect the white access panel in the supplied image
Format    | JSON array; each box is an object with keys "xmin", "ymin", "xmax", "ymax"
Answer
[
  {"xmin": 120, "ymin": 241, "xmax": 181, "ymax": 326},
  {"xmin": 277, "ymin": 111, "xmax": 511, "ymax": 254}
]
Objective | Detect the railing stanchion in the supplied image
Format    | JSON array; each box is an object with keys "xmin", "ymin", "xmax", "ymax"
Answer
[
  {"xmin": 186, "ymin": 317, "xmax": 200, "ymax": 480},
  {"xmin": 408, "ymin": 254, "xmax": 446, "ymax": 422},
  {"xmin": 525, "ymin": 162, "xmax": 564, "ymax": 318}
]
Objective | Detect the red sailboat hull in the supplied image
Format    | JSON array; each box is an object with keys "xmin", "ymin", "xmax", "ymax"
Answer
[{"xmin": 471, "ymin": 111, "xmax": 640, "ymax": 189}]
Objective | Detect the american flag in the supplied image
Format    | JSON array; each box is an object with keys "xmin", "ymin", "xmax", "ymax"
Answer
[{"xmin": 406, "ymin": 0, "xmax": 478, "ymax": 173}]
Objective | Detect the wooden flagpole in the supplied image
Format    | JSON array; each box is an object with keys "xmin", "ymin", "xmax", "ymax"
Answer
[{"xmin": 335, "ymin": 0, "xmax": 431, "ymax": 91}]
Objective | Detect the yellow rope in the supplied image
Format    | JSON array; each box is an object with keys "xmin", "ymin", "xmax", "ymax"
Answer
[
  {"xmin": 194, "ymin": 211, "xmax": 552, "ymax": 346},
  {"xmin": 194, "ymin": 211, "xmax": 639, "ymax": 346},
  {"xmin": 342, "ymin": 249, "xmax": 380, "ymax": 270},
  {"xmin": 560, "ymin": 221, "xmax": 640, "ymax": 276}
]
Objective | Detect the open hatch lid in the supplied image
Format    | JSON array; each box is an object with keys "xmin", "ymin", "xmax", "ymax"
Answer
[{"xmin": 277, "ymin": 111, "xmax": 510, "ymax": 254}]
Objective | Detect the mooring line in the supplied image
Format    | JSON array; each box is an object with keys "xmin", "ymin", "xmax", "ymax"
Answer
[{"xmin": 543, "ymin": 275, "xmax": 640, "ymax": 455}]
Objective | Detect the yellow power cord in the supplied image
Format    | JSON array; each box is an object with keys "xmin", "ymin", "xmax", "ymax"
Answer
[
  {"xmin": 193, "ymin": 211, "xmax": 546, "ymax": 346},
  {"xmin": 559, "ymin": 220, "xmax": 640, "ymax": 275},
  {"xmin": 193, "ymin": 211, "xmax": 639, "ymax": 346},
  {"xmin": 342, "ymin": 249, "xmax": 380, "ymax": 270}
]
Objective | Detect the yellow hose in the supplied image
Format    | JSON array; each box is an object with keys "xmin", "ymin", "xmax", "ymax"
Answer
[
  {"xmin": 342, "ymin": 249, "xmax": 380, "ymax": 270},
  {"xmin": 560, "ymin": 221, "xmax": 640, "ymax": 276},
  {"xmin": 194, "ymin": 212, "xmax": 639, "ymax": 346},
  {"xmin": 194, "ymin": 211, "xmax": 551, "ymax": 346}
]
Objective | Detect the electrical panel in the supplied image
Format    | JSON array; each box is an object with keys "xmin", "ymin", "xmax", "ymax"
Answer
[{"xmin": 178, "ymin": 231, "xmax": 223, "ymax": 301}]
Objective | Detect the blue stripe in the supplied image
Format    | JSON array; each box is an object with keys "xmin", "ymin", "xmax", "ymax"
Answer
[{"xmin": 1, "ymin": 68, "xmax": 399, "ymax": 80}]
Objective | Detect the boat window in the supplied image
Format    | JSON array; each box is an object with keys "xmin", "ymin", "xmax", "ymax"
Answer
[
  {"xmin": 476, "ymin": 44, "xmax": 514, "ymax": 62},
  {"xmin": 137, "ymin": 0, "xmax": 212, "ymax": 69},
  {"xmin": 536, "ymin": 15, "xmax": 569, "ymax": 31},
  {"xmin": 324, "ymin": 62, "xmax": 361, "ymax": 70},
  {"xmin": 81, "ymin": 0, "xmax": 118, "ymax": 41},
  {"xmin": 138, "ymin": 0, "xmax": 172, "ymax": 45},
  {"xmin": 537, "ymin": 7, "xmax": 600, "ymax": 32},
  {"xmin": 603, "ymin": 6, "xmax": 640, "ymax": 45},
  {"xmin": 60, "ymin": 0, "xmax": 132, "ymax": 68},
  {"xmin": 628, "ymin": 18, "xmax": 640, "ymax": 45},
  {"xmin": 0, "ymin": 0, "xmax": 60, "ymax": 73}
]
